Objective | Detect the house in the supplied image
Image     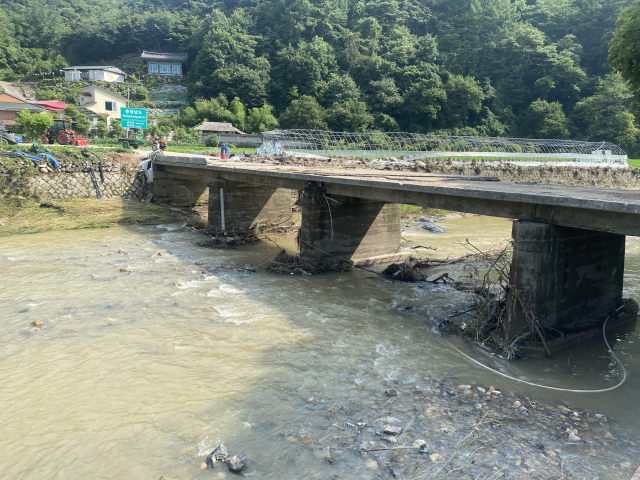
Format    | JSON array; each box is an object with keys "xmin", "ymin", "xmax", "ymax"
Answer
[
  {"xmin": 62, "ymin": 66, "xmax": 126, "ymax": 83},
  {"xmin": 194, "ymin": 122, "xmax": 262, "ymax": 147},
  {"xmin": 141, "ymin": 51, "xmax": 188, "ymax": 76},
  {"xmin": 77, "ymin": 85, "xmax": 127, "ymax": 128},
  {"xmin": 195, "ymin": 122, "xmax": 245, "ymax": 138},
  {"xmin": 0, "ymin": 91, "xmax": 45, "ymax": 127},
  {"xmin": 29, "ymin": 100, "xmax": 67, "ymax": 113}
]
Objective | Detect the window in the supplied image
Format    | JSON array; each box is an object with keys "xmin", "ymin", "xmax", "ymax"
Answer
[
  {"xmin": 149, "ymin": 63, "xmax": 158, "ymax": 74},
  {"xmin": 160, "ymin": 64, "xmax": 170, "ymax": 74},
  {"xmin": 80, "ymin": 71, "xmax": 90, "ymax": 80},
  {"xmin": 105, "ymin": 101, "xmax": 114, "ymax": 112},
  {"xmin": 172, "ymin": 64, "xmax": 181, "ymax": 75}
]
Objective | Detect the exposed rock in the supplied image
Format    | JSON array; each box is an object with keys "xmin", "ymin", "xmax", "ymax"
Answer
[
  {"xmin": 383, "ymin": 425, "xmax": 403, "ymax": 435},
  {"xmin": 226, "ymin": 454, "xmax": 246, "ymax": 472},
  {"xmin": 30, "ymin": 321, "xmax": 44, "ymax": 327},
  {"xmin": 206, "ymin": 444, "xmax": 228, "ymax": 467},
  {"xmin": 528, "ymin": 438, "xmax": 544, "ymax": 450},
  {"xmin": 429, "ymin": 453, "xmax": 445, "ymax": 463},
  {"xmin": 381, "ymin": 435, "xmax": 398, "ymax": 445},
  {"xmin": 302, "ymin": 435, "xmax": 313, "ymax": 445},
  {"xmin": 385, "ymin": 388, "xmax": 398, "ymax": 396}
]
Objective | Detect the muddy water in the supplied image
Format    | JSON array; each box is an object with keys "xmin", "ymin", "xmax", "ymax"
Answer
[{"xmin": 0, "ymin": 217, "xmax": 638, "ymax": 479}]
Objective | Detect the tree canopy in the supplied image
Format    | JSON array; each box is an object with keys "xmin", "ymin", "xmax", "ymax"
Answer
[{"xmin": 0, "ymin": 0, "xmax": 639, "ymax": 152}]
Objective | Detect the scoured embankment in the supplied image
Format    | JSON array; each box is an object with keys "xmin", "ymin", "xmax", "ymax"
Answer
[{"xmin": 0, "ymin": 151, "xmax": 190, "ymax": 236}]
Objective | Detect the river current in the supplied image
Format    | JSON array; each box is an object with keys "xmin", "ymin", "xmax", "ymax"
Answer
[{"xmin": 0, "ymin": 216, "xmax": 638, "ymax": 479}]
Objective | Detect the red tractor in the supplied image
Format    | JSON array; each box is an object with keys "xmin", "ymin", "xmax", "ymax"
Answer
[{"xmin": 41, "ymin": 119, "xmax": 88, "ymax": 146}]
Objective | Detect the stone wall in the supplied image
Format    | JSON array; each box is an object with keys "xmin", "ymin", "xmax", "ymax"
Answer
[
  {"xmin": 0, "ymin": 158, "xmax": 147, "ymax": 201},
  {"xmin": 28, "ymin": 170, "xmax": 146, "ymax": 200}
]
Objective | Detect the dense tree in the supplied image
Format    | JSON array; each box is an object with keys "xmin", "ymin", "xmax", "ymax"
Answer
[
  {"xmin": 519, "ymin": 99, "xmax": 570, "ymax": 139},
  {"xmin": 609, "ymin": 1, "xmax": 640, "ymax": 91},
  {"xmin": 279, "ymin": 96, "xmax": 328, "ymax": 130},
  {"xmin": 325, "ymin": 101, "xmax": 374, "ymax": 132},
  {"xmin": 15, "ymin": 110, "xmax": 53, "ymax": 143},
  {"xmin": 572, "ymin": 74, "xmax": 638, "ymax": 145},
  {"xmin": 246, "ymin": 104, "xmax": 279, "ymax": 134}
]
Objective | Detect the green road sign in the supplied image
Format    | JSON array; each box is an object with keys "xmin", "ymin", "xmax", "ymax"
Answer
[{"xmin": 120, "ymin": 107, "xmax": 147, "ymax": 129}]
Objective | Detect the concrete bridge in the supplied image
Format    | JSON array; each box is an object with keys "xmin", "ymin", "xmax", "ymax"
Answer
[{"xmin": 153, "ymin": 156, "xmax": 639, "ymax": 347}]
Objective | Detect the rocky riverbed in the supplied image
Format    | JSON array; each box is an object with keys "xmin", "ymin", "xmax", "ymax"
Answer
[{"xmin": 184, "ymin": 374, "xmax": 638, "ymax": 479}]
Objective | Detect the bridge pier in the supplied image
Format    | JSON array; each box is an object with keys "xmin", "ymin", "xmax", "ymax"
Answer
[
  {"xmin": 152, "ymin": 170, "xmax": 208, "ymax": 206},
  {"xmin": 504, "ymin": 220, "xmax": 625, "ymax": 343},
  {"xmin": 298, "ymin": 183, "xmax": 408, "ymax": 266},
  {"xmin": 206, "ymin": 178, "xmax": 292, "ymax": 234}
]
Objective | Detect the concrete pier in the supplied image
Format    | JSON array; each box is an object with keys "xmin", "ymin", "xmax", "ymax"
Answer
[
  {"xmin": 207, "ymin": 178, "xmax": 292, "ymax": 234},
  {"xmin": 299, "ymin": 183, "xmax": 407, "ymax": 266},
  {"xmin": 152, "ymin": 170, "xmax": 208, "ymax": 206},
  {"xmin": 504, "ymin": 221, "xmax": 625, "ymax": 342}
]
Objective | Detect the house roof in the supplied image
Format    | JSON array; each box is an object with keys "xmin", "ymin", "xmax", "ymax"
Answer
[
  {"xmin": 62, "ymin": 66, "xmax": 125, "ymax": 75},
  {"xmin": 194, "ymin": 122, "xmax": 245, "ymax": 134},
  {"xmin": 29, "ymin": 100, "xmax": 67, "ymax": 112},
  {"xmin": 141, "ymin": 51, "xmax": 188, "ymax": 62},
  {"xmin": 0, "ymin": 91, "xmax": 34, "ymax": 104},
  {"xmin": 0, "ymin": 102, "xmax": 45, "ymax": 112},
  {"xmin": 80, "ymin": 85, "xmax": 127, "ymax": 101},
  {"xmin": 0, "ymin": 91, "xmax": 45, "ymax": 112}
]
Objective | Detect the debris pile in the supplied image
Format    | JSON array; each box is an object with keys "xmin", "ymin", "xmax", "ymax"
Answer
[{"xmin": 267, "ymin": 249, "xmax": 335, "ymax": 275}]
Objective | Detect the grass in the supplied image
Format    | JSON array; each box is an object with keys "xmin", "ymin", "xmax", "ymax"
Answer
[
  {"xmin": 627, "ymin": 159, "xmax": 640, "ymax": 167},
  {"xmin": 0, "ymin": 198, "xmax": 179, "ymax": 236}
]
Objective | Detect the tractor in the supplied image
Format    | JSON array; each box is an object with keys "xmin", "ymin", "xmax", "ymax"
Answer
[{"xmin": 41, "ymin": 119, "xmax": 88, "ymax": 146}]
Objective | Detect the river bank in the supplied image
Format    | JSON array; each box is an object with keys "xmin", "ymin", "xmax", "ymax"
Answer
[{"xmin": 0, "ymin": 198, "xmax": 189, "ymax": 236}]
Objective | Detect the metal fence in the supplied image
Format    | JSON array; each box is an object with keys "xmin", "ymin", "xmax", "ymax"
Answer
[{"xmin": 260, "ymin": 130, "xmax": 628, "ymax": 163}]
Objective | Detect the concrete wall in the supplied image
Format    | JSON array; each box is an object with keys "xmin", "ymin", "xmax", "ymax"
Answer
[
  {"xmin": 207, "ymin": 178, "xmax": 291, "ymax": 233},
  {"xmin": 504, "ymin": 220, "xmax": 625, "ymax": 340}
]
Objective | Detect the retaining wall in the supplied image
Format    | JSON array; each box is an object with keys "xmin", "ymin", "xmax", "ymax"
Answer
[{"xmin": 0, "ymin": 159, "xmax": 147, "ymax": 201}]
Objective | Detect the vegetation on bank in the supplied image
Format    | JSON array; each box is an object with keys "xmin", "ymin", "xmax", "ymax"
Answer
[{"xmin": 0, "ymin": 198, "xmax": 178, "ymax": 236}]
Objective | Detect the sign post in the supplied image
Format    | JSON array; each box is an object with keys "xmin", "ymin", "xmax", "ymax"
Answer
[{"xmin": 120, "ymin": 107, "xmax": 147, "ymax": 129}]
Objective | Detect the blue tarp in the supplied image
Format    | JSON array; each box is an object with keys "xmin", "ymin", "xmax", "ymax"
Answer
[
  {"xmin": 42, "ymin": 152, "xmax": 60, "ymax": 169},
  {"xmin": 14, "ymin": 136, "xmax": 22, "ymax": 143},
  {"xmin": 13, "ymin": 149, "xmax": 43, "ymax": 162},
  {"xmin": 13, "ymin": 149, "xmax": 59, "ymax": 168}
]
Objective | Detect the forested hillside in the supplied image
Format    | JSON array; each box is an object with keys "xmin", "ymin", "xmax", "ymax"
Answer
[{"xmin": 1, "ymin": 0, "xmax": 639, "ymax": 151}]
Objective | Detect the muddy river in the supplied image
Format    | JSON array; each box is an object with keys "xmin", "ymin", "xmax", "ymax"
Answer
[{"xmin": 0, "ymin": 216, "xmax": 638, "ymax": 479}]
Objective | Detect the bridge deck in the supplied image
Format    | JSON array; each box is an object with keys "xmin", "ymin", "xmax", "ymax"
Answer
[{"xmin": 156, "ymin": 157, "xmax": 640, "ymax": 236}]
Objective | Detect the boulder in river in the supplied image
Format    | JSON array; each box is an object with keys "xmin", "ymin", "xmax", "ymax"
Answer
[
  {"xmin": 421, "ymin": 222, "xmax": 444, "ymax": 234},
  {"xmin": 227, "ymin": 454, "xmax": 247, "ymax": 472},
  {"xmin": 206, "ymin": 444, "xmax": 228, "ymax": 467}
]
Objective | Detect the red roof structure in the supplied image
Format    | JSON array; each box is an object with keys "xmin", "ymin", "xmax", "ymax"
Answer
[{"xmin": 29, "ymin": 100, "xmax": 67, "ymax": 113}]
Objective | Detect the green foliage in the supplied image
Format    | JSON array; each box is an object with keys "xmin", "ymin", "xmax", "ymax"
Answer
[
  {"xmin": 63, "ymin": 105, "xmax": 90, "ymax": 136},
  {"xmin": 135, "ymin": 86, "xmax": 149, "ymax": 101},
  {"xmin": 95, "ymin": 117, "xmax": 108, "ymax": 139},
  {"xmin": 572, "ymin": 74, "xmax": 638, "ymax": 144},
  {"xmin": 108, "ymin": 119, "xmax": 124, "ymax": 139},
  {"xmin": 519, "ymin": 99, "xmax": 570, "ymax": 139},
  {"xmin": 325, "ymin": 101, "xmax": 374, "ymax": 132},
  {"xmin": 279, "ymin": 96, "xmax": 327, "ymax": 130},
  {"xmin": 246, "ymin": 105, "xmax": 278, "ymax": 134},
  {"xmin": 14, "ymin": 110, "xmax": 53, "ymax": 143},
  {"xmin": 610, "ymin": 1, "xmax": 640, "ymax": 91}
]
